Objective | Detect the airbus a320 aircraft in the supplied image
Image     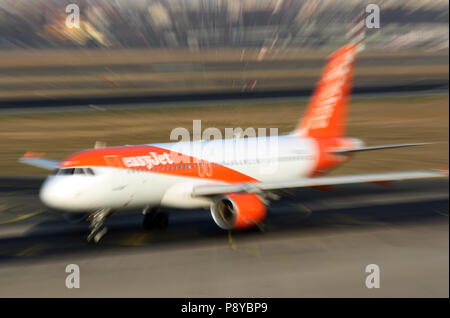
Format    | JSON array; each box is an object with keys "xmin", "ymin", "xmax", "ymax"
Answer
[{"xmin": 20, "ymin": 43, "xmax": 446, "ymax": 243}]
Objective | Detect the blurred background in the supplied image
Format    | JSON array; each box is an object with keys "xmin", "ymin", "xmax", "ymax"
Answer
[
  {"xmin": 0, "ymin": 0, "xmax": 448, "ymax": 50},
  {"xmin": 0, "ymin": 0, "xmax": 448, "ymax": 102},
  {"xmin": 0, "ymin": 1, "xmax": 448, "ymax": 297},
  {"xmin": 0, "ymin": 0, "xmax": 448, "ymax": 176}
]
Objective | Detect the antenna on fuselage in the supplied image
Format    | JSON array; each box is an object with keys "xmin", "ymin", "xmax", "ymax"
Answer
[{"xmin": 94, "ymin": 141, "xmax": 107, "ymax": 149}]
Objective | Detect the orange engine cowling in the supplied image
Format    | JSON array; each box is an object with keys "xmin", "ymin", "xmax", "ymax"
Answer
[{"xmin": 210, "ymin": 193, "xmax": 267, "ymax": 230}]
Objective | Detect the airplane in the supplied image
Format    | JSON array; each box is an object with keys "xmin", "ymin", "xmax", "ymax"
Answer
[{"xmin": 19, "ymin": 43, "xmax": 447, "ymax": 243}]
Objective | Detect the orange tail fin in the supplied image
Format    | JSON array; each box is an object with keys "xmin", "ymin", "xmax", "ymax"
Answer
[{"xmin": 296, "ymin": 44, "xmax": 358, "ymax": 138}]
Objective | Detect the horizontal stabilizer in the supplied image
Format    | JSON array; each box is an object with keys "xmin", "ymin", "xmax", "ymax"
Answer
[{"xmin": 332, "ymin": 143, "xmax": 431, "ymax": 154}]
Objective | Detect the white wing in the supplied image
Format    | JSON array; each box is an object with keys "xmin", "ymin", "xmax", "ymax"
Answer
[
  {"xmin": 192, "ymin": 170, "xmax": 447, "ymax": 197},
  {"xmin": 19, "ymin": 157, "xmax": 59, "ymax": 170}
]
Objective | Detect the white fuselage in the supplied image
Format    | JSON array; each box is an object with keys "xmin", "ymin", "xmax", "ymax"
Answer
[{"xmin": 40, "ymin": 135, "xmax": 320, "ymax": 212}]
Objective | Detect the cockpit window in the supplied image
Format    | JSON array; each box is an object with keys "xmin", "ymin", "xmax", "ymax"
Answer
[
  {"xmin": 60, "ymin": 168, "xmax": 75, "ymax": 175},
  {"xmin": 74, "ymin": 168, "xmax": 85, "ymax": 175},
  {"xmin": 53, "ymin": 168, "xmax": 96, "ymax": 176}
]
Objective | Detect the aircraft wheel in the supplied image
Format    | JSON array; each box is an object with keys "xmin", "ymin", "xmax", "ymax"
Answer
[
  {"xmin": 143, "ymin": 211, "xmax": 168, "ymax": 230},
  {"xmin": 154, "ymin": 213, "xmax": 169, "ymax": 230},
  {"xmin": 143, "ymin": 212, "xmax": 156, "ymax": 230}
]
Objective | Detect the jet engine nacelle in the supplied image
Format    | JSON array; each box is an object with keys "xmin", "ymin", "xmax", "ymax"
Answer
[{"xmin": 210, "ymin": 193, "xmax": 267, "ymax": 230}]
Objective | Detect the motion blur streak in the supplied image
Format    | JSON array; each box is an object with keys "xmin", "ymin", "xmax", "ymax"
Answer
[
  {"xmin": 20, "ymin": 42, "xmax": 447, "ymax": 243},
  {"xmin": 0, "ymin": 0, "xmax": 448, "ymax": 299}
]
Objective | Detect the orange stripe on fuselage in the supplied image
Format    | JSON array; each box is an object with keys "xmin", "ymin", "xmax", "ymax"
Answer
[{"xmin": 60, "ymin": 145, "xmax": 258, "ymax": 183}]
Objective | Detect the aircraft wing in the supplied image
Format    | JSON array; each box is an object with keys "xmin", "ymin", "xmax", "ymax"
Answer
[
  {"xmin": 191, "ymin": 170, "xmax": 447, "ymax": 197},
  {"xmin": 19, "ymin": 152, "xmax": 59, "ymax": 170}
]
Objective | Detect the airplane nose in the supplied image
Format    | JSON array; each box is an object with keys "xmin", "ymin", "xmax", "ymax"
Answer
[
  {"xmin": 39, "ymin": 177, "xmax": 83, "ymax": 211},
  {"xmin": 39, "ymin": 178, "xmax": 62, "ymax": 209}
]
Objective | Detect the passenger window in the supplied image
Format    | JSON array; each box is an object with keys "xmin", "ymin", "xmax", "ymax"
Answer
[{"xmin": 85, "ymin": 168, "xmax": 95, "ymax": 175}]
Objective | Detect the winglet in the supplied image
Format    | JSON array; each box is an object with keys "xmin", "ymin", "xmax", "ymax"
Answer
[{"xmin": 22, "ymin": 151, "xmax": 46, "ymax": 158}]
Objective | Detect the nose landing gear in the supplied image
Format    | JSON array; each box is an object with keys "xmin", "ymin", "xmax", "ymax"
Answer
[
  {"xmin": 87, "ymin": 208, "xmax": 112, "ymax": 243},
  {"xmin": 142, "ymin": 207, "xmax": 169, "ymax": 230},
  {"xmin": 85, "ymin": 207, "xmax": 167, "ymax": 243}
]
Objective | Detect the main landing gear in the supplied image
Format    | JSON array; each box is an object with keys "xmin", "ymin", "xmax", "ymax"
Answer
[
  {"xmin": 142, "ymin": 207, "xmax": 169, "ymax": 230},
  {"xmin": 87, "ymin": 208, "xmax": 112, "ymax": 243}
]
